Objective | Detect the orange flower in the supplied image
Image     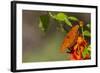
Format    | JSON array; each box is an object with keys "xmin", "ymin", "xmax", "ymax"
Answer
[
  {"xmin": 70, "ymin": 51, "xmax": 82, "ymax": 60},
  {"xmin": 70, "ymin": 36, "xmax": 87, "ymax": 60},
  {"xmin": 85, "ymin": 54, "xmax": 90, "ymax": 59}
]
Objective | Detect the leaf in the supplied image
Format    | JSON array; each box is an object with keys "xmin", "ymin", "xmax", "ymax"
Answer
[
  {"xmin": 39, "ymin": 15, "xmax": 49, "ymax": 32},
  {"xmin": 82, "ymin": 46, "xmax": 90, "ymax": 59},
  {"xmin": 83, "ymin": 30, "xmax": 90, "ymax": 37},
  {"xmin": 82, "ymin": 48, "xmax": 88, "ymax": 59},
  {"xmin": 49, "ymin": 12, "xmax": 72, "ymax": 27},
  {"xmin": 65, "ymin": 18, "xmax": 72, "ymax": 27},
  {"xmin": 49, "ymin": 12, "xmax": 67, "ymax": 21},
  {"xmin": 55, "ymin": 13, "xmax": 72, "ymax": 26},
  {"xmin": 68, "ymin": 16, "xmax": 79, "ymax": 21},
  {"xmin": 55, "ymin": 13, "xmax": 67, "ymax": 21}
]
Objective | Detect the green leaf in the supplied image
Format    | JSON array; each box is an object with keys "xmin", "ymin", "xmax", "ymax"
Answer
[
  {"xmin": 83, "ymin": 30, "xmax": 90, "ymax": 37},
  {"xmin": 65, "ymin": 18, "xmax": 72, "ymax": 27},
  {"xmin": 82, "ymin": 47, "xmax": 89, "ymax": 58},
  {"xmin": 49, "ymin": 12, "xmax": 67, "ymax": 21},
  {"xmin": 82, "ymin": 48, "xmax": 88, "ymax": 59},
  {"xmin": 55, "ymin": 13, "xmax": 72, "ymax": 26},
  {"xmin": 82, "ymin": 46, "xmax": 90, "ymax": 59},
  {"xmin": 49, "ymin": 12, "xmax": 72, "ymax": 27},
  {"xmin": 55, "ymin": 13, "xmax": 67, "ymax": 21},
  {"xmin": 68, "ymin": 16, "xmax": 79, "ymax": 21},
  {"xmin": 39, "ymin": 15, "xmax": 49, "ymax": 32}
]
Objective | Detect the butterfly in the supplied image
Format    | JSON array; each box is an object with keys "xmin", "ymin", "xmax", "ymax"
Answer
[{"xmin": 60, "ymin": 25, "xmax": 79, "ymax": 53}]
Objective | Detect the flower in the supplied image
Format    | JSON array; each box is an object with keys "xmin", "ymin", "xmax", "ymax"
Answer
[{"xmin": 70, "ymin": 36, "xmax": 87, "ymax": 60}]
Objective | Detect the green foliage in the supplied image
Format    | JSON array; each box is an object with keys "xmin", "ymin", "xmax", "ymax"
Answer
[
  {"xmin": 55, "ymin": 13, "xmax": 68, "ymax": 21},
  {"xmin": 83, "ymin": 30, "xmax": 90, "ymax": 37},
  {"xmin": 82, "ymin": 45, "xmax": 90, "ymax": 59},
  {"xmin": 68, "ymin": 16, "xmax": 79, "ymax": 21},
  {"xmin": 49, "ymin": 12, "xmax": 72, "ymax": 27},
  {"xmin": 39, "ymin": 15, "xmax": 49, "ymax": 32},
  {"xmin": 64, "ymin": 18, "xmax": 72, "ymax": 27},
  {"xmin": 39, "ymin": 12, "xmax": 80, "ymax": 32},
  {"xmin": 49, "ymin": 12, "xmax": 67, "ymax": 21}
]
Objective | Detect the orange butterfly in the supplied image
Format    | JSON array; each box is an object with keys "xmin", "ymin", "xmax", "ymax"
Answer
[{"xmin": 60, "ymin": 25, "xmax": 79, "ymax": 53}]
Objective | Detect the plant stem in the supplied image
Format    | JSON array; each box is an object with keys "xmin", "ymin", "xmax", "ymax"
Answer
[
  {"xmin": 48, "ymin": 12, "xmax": 55, "ymax": 19},
  {"xmin": 81, "ymin": 27, "xmax": 84, "ymax": 38}
]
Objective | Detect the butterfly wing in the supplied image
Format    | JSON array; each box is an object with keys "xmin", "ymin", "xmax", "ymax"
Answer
[{"xmin": 60, "ymin": 25, "xmax": 79, "ymax": 53}]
